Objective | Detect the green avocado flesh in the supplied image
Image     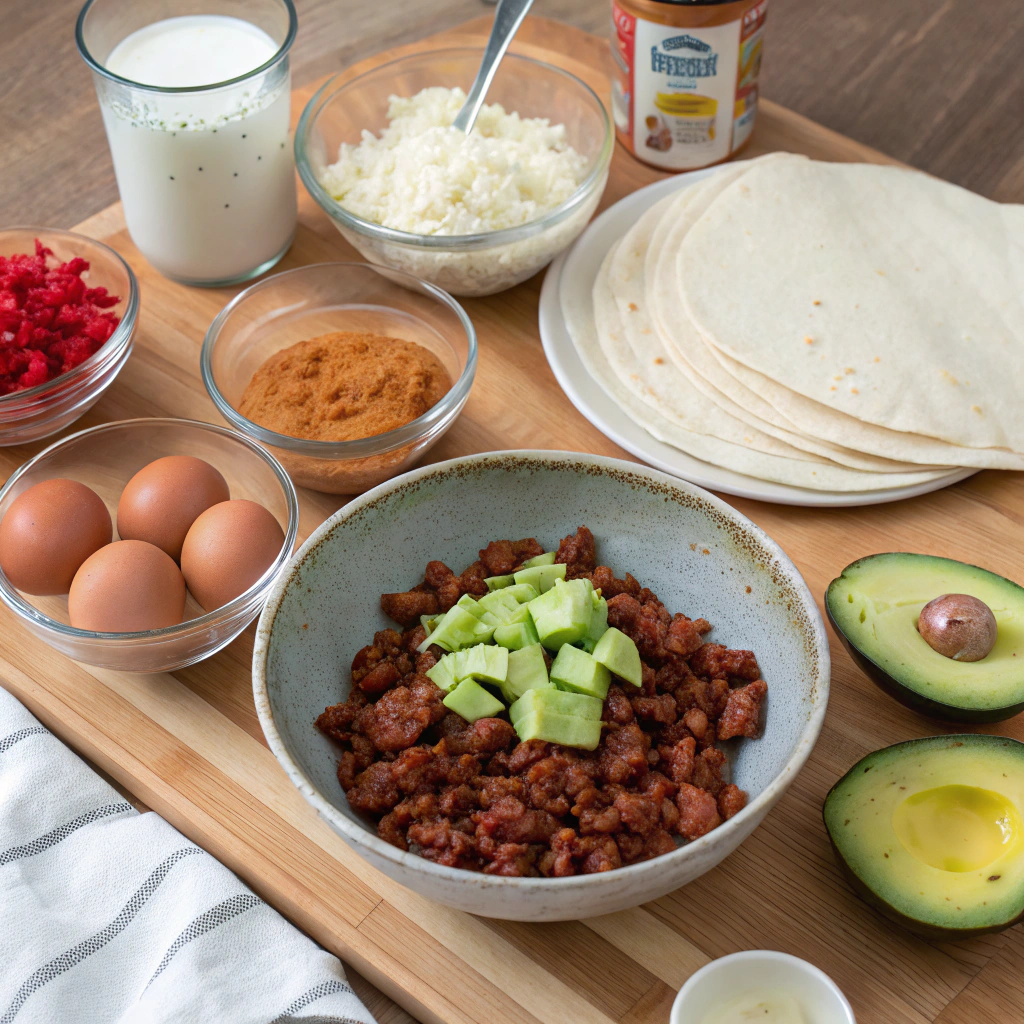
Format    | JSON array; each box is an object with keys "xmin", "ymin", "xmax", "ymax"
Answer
[
  {"xmin": 550, "ymin": 644, "xmax": 611, "ymax": 699},
  {"xmin": 827, "ymin": 553, "xmax": 1024, "ymax": 718},
  {"xmin": 824, "ymin": 735, "xmax": 1024, "ymax": 937},
  {"xmin": 443, "ymin": 678, "xmax": 504, "ymax": 723},
  {"xmin": 419, "ymin": 551, "xmax": 619, "ymax": 748},
  {"xmin": 501, "ymin": 643, "xmax": 550, "ymax": 702}
]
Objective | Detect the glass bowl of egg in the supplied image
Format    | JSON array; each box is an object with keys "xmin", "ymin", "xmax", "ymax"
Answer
[
  {"xmin": 0, "ymin": 417, "xmax": 298, "ymax": 673},
  {"xmin": 294, "ymin": 49, "xmax": 613, "ymax": 297},
  {"xmin": 201, "ymin": 261, "xmax": 476, "ymax": 495}
]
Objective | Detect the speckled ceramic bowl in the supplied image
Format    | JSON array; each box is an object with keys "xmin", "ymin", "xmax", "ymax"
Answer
[{"xmin": 253, "ymin": 451, "xmax": 829, "ymax": 921}]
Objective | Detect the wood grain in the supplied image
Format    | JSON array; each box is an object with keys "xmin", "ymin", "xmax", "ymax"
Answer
[{"xmin": 1, "ymin": 15, "xmax": 1023, "ymax": 1024}]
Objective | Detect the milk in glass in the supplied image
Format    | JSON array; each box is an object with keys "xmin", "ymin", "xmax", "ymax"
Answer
[{"xmin": 98, "ymin": 15, "xmax": 297, "ymax": 284}]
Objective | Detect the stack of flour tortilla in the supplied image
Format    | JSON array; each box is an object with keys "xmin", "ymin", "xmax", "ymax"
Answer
[{"xmin": 562, "ymin": 152, "xmax": 1024, "ymax": 491}]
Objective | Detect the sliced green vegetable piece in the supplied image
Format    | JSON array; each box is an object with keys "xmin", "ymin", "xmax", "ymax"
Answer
[
  {"xmin": 501, "ymin": 643, "xmax": 551, "ymax": 701},
  {"xmin": 485, "ymin": 574, "xmax": 515, "ymax": 591},
  {"xmin": 513, "ymin": 709, "xmax": 602, "ymax": 750},
  {"xmin": 508, "ymin": 685, "xmax": 602, "ymax": 725},
  {"xmin": 521, "ymin": 551, "xmax": 557, "ymax": 569},
  {"xmin": 443, "ymin": 678, "xmax": 505, "ymax": 723},
  {"xmin": 592, "ymin": 626, "xmax": 642, "ymax": 687},
  {"xmin": 529, "ymin": 577, "xmax": 594, "ymax": 649},
  {"xmin": 503, "ymin": 583, "xmax": 539, "ymax": 604},
  {"xmin": 418, "ymin": 605, "xmax": 494, "ymax": 652},
  {"xmin": 579, "ymin": 594, "xmax": 609, "ymax": 654},
  {"xmin": 477, "ymin": 589, "xmax": 522, "ymax": 625},
  {"xmin": 420, "ymin": 613, "xmax": 441, "ymax": 634},
  {"xmin": 425, "ymin": 653, "xmax": 458, "ymax": 693},
  {"xmin": 457, "ymin": 593, "xmax": 485, "ymax": 618},
  {"xmin": 514, "ymin": 562, "xmax": 567, "ymax": 594},
  {"xmin": 452, "ymin": 643, "xmax": 508, "ymax": 685},
  {"xmin": 494, "ymin": 618, "xmax": 541, "ymax": 652},
  {"xmin": 550, "ymin": 643, "xmax": 612, "ymax": 699},
  {"xmin": 508, "ymin": 602, "xmax": 533, "ymax": 625}
]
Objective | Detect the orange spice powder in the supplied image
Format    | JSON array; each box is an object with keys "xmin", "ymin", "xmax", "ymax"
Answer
[{"xmin": 238, "ymin": 331, "xmax": 452, "ymax": 442}]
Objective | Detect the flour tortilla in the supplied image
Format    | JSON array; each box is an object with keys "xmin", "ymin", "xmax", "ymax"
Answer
[
  {"xmin": 678, "ymin": 157, "xmax": 1024, "ymax": 454},
  {"xmin": 637, "ymin": 166, "xmax": 945, "ymax": 472},
  {"xmin": 703, "ymin": 345, "xmax": 1024, "ymax": 470},
  {"xmin": 563, "ymin": 249, "xmax": 953, "ymax": 491},
  {"xmin": 597, "ymin": 184, "xmax": 826, "ymax": 463}
]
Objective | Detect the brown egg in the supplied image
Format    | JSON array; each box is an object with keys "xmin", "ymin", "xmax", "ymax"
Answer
[
  {"xmin": 0, "ymin": 479, "xmax": 112, "ymax": 595},
  {"xmin": 117, "ymin": 456, "xmax": 229, "ymax": 561},
  {"xmin": 180, "ymin": 499, "xmax": 284, "ymax": 611},
  {"xmin": 69, "ymin": 540, "xmax": 186, "ymax": 632}
]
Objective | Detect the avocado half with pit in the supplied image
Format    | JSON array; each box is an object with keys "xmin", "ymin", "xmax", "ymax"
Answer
[
  {"xmin": 824, "ymin": 735, "xmax": 1024, "ymax": 938},
  {"xmin": 826, "ymin": 553, "xmax": 1024, "ymax": 722}
]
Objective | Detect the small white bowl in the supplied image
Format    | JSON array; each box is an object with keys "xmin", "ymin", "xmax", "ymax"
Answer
[{"xmin": 671, "ymin": 951, "xmax": 855, "ymax": 1024}]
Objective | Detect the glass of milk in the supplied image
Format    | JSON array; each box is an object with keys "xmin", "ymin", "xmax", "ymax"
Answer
[{"xmin": 77, "ymin": 0, "xmax": 298, "ymax": 286}]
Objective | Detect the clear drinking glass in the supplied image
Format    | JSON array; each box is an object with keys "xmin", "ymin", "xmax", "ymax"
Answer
[{"xmin": 76, "ymin": 0, "xmax": 298, "ymax": 286}]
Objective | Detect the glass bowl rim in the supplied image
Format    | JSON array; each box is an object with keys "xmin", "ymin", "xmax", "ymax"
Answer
[
  {"xmin": 0, "ymin": 226, "xmax": 139, "ymax": 409},
  {"xmin": 0, "ymin": 416, "xmax": 300, "ymax": 642},
  {"xmin": 201, "ymin": 260, "xmax": 478, "ymax": 457},
  {"xmin": 295, "ymin": 47, "xmax": 614, "ymax": 251},
  {"xmin": 75, "ymin": 0, "xmax": 298, "ymax": 94}
]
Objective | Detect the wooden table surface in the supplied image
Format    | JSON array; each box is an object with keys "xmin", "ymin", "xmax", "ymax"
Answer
[{"xmin": 2, "ymin": 6, "xmax": 1024, "ymax": 1024}]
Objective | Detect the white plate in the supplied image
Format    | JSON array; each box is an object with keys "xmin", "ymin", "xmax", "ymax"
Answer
[{"xmin": 538, "ymin": 168, "xmax": 975, "ymax": 507}]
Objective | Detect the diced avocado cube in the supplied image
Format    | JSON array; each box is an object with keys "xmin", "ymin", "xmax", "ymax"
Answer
[
  {"xmin": 478, "ymin": 589, "xmax": 522, "ymax": 625},
  {"xmin": 425, "ymin": 653, "xmax": 458, "ymax": 693},
  {"xmin": 419, "ymin": 605, "xmax": 494, "ymax": 652},
  {"xmin": 579, "ymin": 594, "xmax": 609, "ymax": 654},
  {"xmin": 420, "ymin": 613, "xmax": 441, "ymax": 634},
  {"xmin": 529, "ymin": 577, "xmax": 593, "ymax": 649},
  {"xmin": 521, "ymin": 551, "xmax": 557, "ymax": 568},
  {"xmin": 453, "ymin": 643, "xmax": 508, "ymax": 685},
  {"xmin": 513, "ymin": 562, "xmax": 567, "ymax": 593},
  {"xmin": 503, "ymin": 583, "xmax": 539, "ymax": 604},
  {"xmin": 592, "ymin": 626, "xmax": 643, "ymax": 688},
  {"xmin": 550, "ymin": 643, "xmax": 612, "ymax": 699},
  {"xmin": 485, "ymin": 574, "xmax": 515, "ymax": 591},
  {"xmin": 500, "ymin": 643, "xmax": 550, "ymax": 701},
  {"xmin": 443, "ymin": 678, "xmax": 505, "ymax": 723},
  {"xmin": 493, "ymin": 618, "xmax": 541, "ymax": 652},
  {"xmin": 508, "ymin": 685, "xmax": 603, "ymax": 725},
  {"xmin": 508, "ymin": 602, "xmax": 533, "ymax": 625},
  {"xmin": 457, "ymin": 593, "xmax": 485, "ymax": 618},
  {"xmin": 513, "ymin": 709, "xmax": 602, "ymax": 751}
]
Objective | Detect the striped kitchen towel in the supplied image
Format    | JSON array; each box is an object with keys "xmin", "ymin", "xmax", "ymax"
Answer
[{"xmin": 0, "ymin": 684, "xmax": 377, "ymax": 1024}]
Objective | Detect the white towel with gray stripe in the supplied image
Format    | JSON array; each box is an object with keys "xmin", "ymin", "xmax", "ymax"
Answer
[{"xmin": 0, "ymin": 685, "xmax": 377, "ymax": 1024}]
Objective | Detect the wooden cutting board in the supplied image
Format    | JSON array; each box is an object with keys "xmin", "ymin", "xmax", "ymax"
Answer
[{"xmin": 2, "ymin": 15, "xmax": 1023, "ymax": 1024}]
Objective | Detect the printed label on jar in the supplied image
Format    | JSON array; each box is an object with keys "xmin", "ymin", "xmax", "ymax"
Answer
[{"xmin": 612, "ymin": 0, "xmax": 768, "ymax": 170}]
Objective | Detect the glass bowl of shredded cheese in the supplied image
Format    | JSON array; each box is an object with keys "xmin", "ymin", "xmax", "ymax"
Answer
[{"xmin": 295, "ymin": 49, "xmax": 612, "ymax": 297}]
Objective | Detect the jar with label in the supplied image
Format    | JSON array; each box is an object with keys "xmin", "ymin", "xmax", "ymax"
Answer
[{"xmin": 611, "ymin": 0, "xmax": 768, "ymax": 171}]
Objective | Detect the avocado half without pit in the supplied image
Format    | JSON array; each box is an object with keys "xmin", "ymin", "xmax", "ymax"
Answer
[
  {"xmin": 824, "ymin": 735, "xmax": 1024, "ymax": 938},
  {"xmin": 826, "ymin": 553, "xmax": 1024, "ymax": 722}
]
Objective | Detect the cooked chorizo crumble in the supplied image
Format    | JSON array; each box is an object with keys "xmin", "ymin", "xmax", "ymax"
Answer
[{"xmin": 316, "ymin": 526, "xmax": 768, "ymax": 876}]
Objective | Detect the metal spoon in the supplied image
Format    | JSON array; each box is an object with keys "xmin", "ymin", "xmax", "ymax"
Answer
[{"xmin": 451, "ymin": 0, "xmax": 536, "ymax": 134}]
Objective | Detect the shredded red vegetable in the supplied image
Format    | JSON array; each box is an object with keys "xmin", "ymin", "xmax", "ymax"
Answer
[{"xmin": 0, "ymin": 240, "xmax": 121, "ymax": 396}]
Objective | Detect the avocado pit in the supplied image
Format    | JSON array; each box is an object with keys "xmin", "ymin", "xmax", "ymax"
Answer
[{"xmin": 917, "ymin": 593, "xmax": 997, "ymax": 662}]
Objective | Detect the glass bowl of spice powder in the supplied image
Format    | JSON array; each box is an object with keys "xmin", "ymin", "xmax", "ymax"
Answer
[{"xmin": 201, "ymin": 262, "xmax": 476, "ymax": 494}]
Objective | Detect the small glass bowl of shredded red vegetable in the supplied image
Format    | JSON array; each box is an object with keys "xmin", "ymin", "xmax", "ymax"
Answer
[{"xmin": 0, "ymin": 228, "xmax": 137, "ymax": 446}]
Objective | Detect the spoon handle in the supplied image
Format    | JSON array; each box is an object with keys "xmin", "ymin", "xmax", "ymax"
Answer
[{"xmin": 451, "ymin": 0, "xmax": 536, "ymax": 134}]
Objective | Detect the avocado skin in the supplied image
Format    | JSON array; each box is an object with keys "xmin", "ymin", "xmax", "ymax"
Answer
[
  {"xmin": 822, "ymin": 742, "xmax": 1024, "ymax": 939},
  {"xmin": 824, "ymin": 829, "xmax": 1024, "ymax": 940},
  {"xmin": 825, "ymin": 597, "xmax": 1024, "ymax": 723}
]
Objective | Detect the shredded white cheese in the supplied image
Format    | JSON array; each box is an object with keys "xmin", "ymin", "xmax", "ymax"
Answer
[{"xmin": 321, "ymin": 87, "xmax": 589, "ymax": 235}]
